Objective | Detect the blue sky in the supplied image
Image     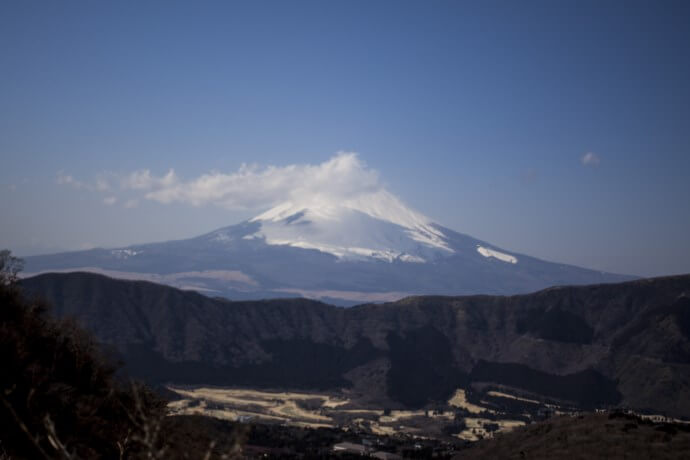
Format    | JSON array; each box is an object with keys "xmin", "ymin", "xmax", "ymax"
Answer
[{"xmin": 1, "ymin": 0, "xmax": 689, "ymax": 277}]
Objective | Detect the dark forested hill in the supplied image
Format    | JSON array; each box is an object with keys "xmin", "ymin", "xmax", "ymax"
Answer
[{"xmin": 21, "ymin": 272, "xmax": 690, "ymax": 417}]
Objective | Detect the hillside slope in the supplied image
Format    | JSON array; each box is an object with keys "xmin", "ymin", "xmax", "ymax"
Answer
[
  {"xmin": 454, "ymin": 412, "xmax": 690, "ymax": 460},
  {"xmin": 21, "ymin": 273, "xmax": 690, "ymax": 417}
]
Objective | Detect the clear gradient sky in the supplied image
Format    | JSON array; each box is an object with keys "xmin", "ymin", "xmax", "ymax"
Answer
[{"xmin": 1, "ymin": 1, "xmax": 689, "ymax": 277}]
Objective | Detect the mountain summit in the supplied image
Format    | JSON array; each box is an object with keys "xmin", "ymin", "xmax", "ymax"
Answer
[
  {"xmin": 241, "ymin": 190, "xmax": 452, "ymax": 263},
  {"xmin": 23, "ymin": 188, "xmax": 632, "ymax": 304}
]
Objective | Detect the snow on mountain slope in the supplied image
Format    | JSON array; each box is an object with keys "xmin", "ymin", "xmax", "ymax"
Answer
[
  {"xmin": 22, "ymin": 178, "xmax": 635, "ymax": 304},
  {"xmin": 477, "ymin": 246, "xmax": 518, "ymax": 264},
  {"xmin": 247, "ymin": 190, "xmax": 453, "ymax": 262}
]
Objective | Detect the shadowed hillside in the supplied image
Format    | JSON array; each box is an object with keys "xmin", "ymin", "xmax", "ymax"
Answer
[
  {"xmin": 21, "ymin": 272, "xmax": 690, "ymax": 417},
  {"xmin": 453, "ymin": 412, "xmax": 690, "ymax": 460}
]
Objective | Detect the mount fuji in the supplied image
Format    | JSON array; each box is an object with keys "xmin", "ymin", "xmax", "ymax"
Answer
[{"xmin": 23, "ymin": 189, "xmax": 632, "ymax": 305}]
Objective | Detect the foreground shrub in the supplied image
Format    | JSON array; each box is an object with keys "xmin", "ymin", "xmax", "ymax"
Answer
[{"xmin": 0, "ymin": 280, "xmax": 166, "ymax": 459}]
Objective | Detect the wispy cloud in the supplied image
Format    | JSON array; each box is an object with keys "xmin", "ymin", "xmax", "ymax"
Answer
[
  {"xmin": 581, "ymin": 152, "xmax": 601, "ymax": 166},
  {"xmin": 121, "ymin": 169, "xmax": 177, "ymax": 190},
  {"xmin": 145, "ymin": 152, "xmax": 380, "ymax": 209},
  {"xmin": 95, "ymin": 176, "xmax": 111, "ymax": 191},
  {"xmin": 57, "ymin": 171, "xmax": 112, "ymax": 191},
  {"xmin": 55, "ymin": 152, "xmax": 381, "ymax": 211},
  {"xmin": 56, "ymin": 171, "xmax": 84, "ymax": 188}
]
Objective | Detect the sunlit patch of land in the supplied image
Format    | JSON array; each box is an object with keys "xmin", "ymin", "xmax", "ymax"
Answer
[
  {"xmin": 169, "ymin": 387, "xmax": 340, "ymax": 428},
  {"xmin": 448, "ymin": 389, "xmax": 495, "ymax": 414},
  {"xmin": 486, "ymin": 390, "xmax": 541, "ymax": 405},
  {"xmin": 167, "ymin": 386, "xmax": 544, "ymax": 440},
  {"xmin": 339, "ymin": 409, "xmax": 384, "ymax": 416}
]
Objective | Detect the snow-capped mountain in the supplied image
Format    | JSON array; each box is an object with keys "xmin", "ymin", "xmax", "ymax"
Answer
[
  {"xmin": 23, "ymin": 191, "xmax": 633, "ymax": 305},
  {"xmin": 245, "ymin": 190, "xmax": 452, "ymax": 263}
]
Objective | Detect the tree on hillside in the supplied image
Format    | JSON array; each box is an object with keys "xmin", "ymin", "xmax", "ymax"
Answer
[{"xmin": 0, "ymin": 249, "xmax": 23, "ymax": 286}]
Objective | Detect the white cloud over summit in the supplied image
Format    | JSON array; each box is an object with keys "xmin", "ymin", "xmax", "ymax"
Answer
[
  {"xmin": 56, "ymin": 153, "xmax": 384, "ymax": 211},
  {"xmin": 144, "ymin": 152, "xmax": 380, "ymax": 209}
]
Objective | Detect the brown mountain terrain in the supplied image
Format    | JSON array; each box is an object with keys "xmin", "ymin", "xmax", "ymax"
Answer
[{"xmin": 21, "ymin": 272, "xmax": 690, "ymax": 417}]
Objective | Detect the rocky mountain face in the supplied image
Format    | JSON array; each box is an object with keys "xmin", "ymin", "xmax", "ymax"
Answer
[
  {"xmin": 21, "ymin": 272, "xmax": 690, "ymax": 417},
  {"xmin": 23, "ymin": 193, "xmax": 632, "ymax": 305}
]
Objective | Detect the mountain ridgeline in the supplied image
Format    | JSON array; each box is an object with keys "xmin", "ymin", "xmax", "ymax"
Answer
[
  {"xmin": 22, "ymin": 194, "xmax": 634, "ymax": 305},
  {"xmin": 21, "ymin": 272, "xmax": 690, "ymax": 418}
]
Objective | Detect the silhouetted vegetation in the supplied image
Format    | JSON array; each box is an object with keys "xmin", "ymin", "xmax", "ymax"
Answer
[
  {"xmin": 0, "ymin": 262, "xmax": 169, "ymax": 458},
  {"xmin": 0, "ymin": 249, "xmax": 23, "ymax": 286}
]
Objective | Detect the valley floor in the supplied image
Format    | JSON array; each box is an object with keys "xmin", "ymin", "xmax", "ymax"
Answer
[
  {"xmin": 166, "ymin": 384, "xmax": 690, "ymax": 457},
  {"xmin": 165, "ymin": 385, "xmax": 558, "ymax": 442},
  {"xmin": 159, "ymin": 410, "xmax": 690, "ymax": 459}
]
